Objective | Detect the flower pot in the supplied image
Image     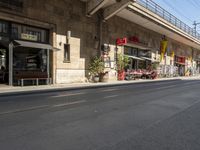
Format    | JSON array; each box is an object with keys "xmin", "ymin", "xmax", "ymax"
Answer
[
  {"xmin": 118, "ymin": 70, "xmax": 125, "ymax": 80},
  {"xmin": 93, "ymin": 76, "xmax": 100, "ymax": 82},
  {"xmin": 99, "ymin": 72, "xmax": 109, "ymax": 82}
]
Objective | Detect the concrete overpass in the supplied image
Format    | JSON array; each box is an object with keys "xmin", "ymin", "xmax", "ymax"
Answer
[{"xmin": 81, "ymin": 0, "xmax": 200, "ymax": 50}]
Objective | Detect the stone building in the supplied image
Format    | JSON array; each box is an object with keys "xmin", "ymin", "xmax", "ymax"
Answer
[
  {"xmin": 0, "ymin": 0, "xmax": 200, "ymax": 86},
  {"xmin": 0, "ymin": 0, "xmax": 100, "ymax": 85}
]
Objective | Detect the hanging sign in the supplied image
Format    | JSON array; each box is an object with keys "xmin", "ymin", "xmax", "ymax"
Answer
[
  {"xmin": 160, "ymin": 40, "xmax": 168, "ymax": 61},
  {"xmin": 129, "ymin": 36, "xmax": 139, "ymax": 43},
  {"xmin": 21, "ymin": 33, "xmax": 38, "ymax": 41},
  {"xmin": 116, "ymin": 38, "xmax": 127, "ymax": 46}
]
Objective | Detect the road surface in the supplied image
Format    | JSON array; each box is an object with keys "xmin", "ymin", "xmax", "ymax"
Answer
[{"xmin": 0, "ymin": 79, "xmax": 200, "ymax": 150}]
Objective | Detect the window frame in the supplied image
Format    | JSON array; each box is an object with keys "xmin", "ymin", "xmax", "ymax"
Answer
[{"xmin": 63, "ymin": 44, "xmax": 70, "ymax": 63}]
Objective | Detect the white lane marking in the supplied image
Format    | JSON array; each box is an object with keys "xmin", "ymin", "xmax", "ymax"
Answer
[
  {"xmin": 104, "ymin": 95, "xmax": 119, "ymax": 99},
  {"xmin": 52, "ymin": 100, "xmax": 86, "ymax": 107},
  {"xmin": 101, "ymin": 88, "xmax": 118, "ymax": 92},
  {"xmin": 0, "ymin": 105, "xmax": 49, "ymax": 115},
  {"xmin": 51, "ymin": 92, "xmax": 85, "ymax": 98}
]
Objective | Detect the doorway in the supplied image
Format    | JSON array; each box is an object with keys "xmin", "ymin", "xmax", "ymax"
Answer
[{"xmin": 0, "ymin": 46, "xmax": 8, "ymax": 84}]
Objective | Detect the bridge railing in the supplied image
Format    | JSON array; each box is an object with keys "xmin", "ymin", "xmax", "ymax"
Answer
[{"xmin": 135, "ymin": 0, "xmax": 200, "ymax": 40}]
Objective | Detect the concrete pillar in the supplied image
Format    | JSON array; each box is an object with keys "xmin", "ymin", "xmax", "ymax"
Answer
[
  {"xmin": 47, "ymin": 49, "xmax": 50, "ymax": 85},
  {"xmin": 9, "ymin": 42, "xmax": 13, "ymax": 86}
]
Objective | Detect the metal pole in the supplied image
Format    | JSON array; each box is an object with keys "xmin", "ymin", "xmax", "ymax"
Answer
[
  {"xmin": 47, "ymin": 49, "xmax": 50, "ymax": 85},
  {"xmin": 9, "ymin": 42, "xmax": 13, "ymax": 86},
  {"xmin": 193, "ymin": 21, "xmax": 200, "ymax": 37}
]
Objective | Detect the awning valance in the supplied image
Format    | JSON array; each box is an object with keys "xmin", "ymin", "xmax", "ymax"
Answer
[
  {"xmin": 13, "ymin": 40, "xmax": 60, "ymax": 51},
  {"xmin": 140, "ymin": 56, "xmax": 159, "ymax": 62},
  {"xmin": 175, "ymin": 61, "xmax": 185, "ymax": 65},
  {"xmin": 125, "ymin": 42, "xmax": 150, "ymax": 50},
  {"xmin": 124, "ymin": 55, "xmax": 144, "ymax": 61}
]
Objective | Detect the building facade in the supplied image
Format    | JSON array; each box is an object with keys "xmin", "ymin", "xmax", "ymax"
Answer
[{"xmin": 0, "ymin": 0, "xmax": 200, "ymax": 86}]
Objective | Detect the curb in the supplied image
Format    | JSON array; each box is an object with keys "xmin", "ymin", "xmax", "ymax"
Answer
[{"xmin": 0, "ymin": 78, "xmax": 181, "ymax": 97}]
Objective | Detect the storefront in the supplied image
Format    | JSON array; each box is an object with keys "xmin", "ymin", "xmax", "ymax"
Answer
[
  {"xmin": 175, "ymin": 55, "xmax": 186, "ymax": 76},
  {"xmin": 116, "ymin": 36, "xmax": 156, "ymax": 71},
  {"xmin": 195, "ymin": 60, "xmax": 200, "ymax": 74},
  {"xmin": 0, "ymin": 20, "xmax": 10, "ymax": 84},
  {"xmin": 0, "ymin": 19, "xmax": 58, "ymax": 86},
  {"xmin": 124, "ymin": 46, "xmax": 150, "ymax": 70}
]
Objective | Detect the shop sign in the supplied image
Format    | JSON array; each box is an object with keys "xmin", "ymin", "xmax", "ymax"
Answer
[
  {"xmin": 21, "ymin": 33, "xmax": 37, "ymax": 41},
  {"xmin": 116, "ymin": 38, "xmax": 127, "ymax": 46},
  {"xmin": 117, "ymin": 36, "xmax": 148, "ymax": 46},
  {"xmin": 129, "ymin": 36, "xmax": 139, "ymax": 43},
  {"xmin": 176, "ymin": 56, "xmax": 185, "ymax": 64},
  {"xmin": 129, "ymin": 36, "xmax": 148, "ymax": 46}
]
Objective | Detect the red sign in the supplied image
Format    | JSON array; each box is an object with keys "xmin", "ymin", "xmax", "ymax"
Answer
[
  {"xmin": 116, "ymin": 38, "xmax": 127, "ymax": 46},
  {"xmin": 116, "ymin": 36, "xmax": 147, "ymax": 46},
  {"xmin": 129, "ymin": 36, "xmax": 139, "ymax": 43},
  {"xmin": 176, "ymin": 56, "xmax": 185, "ymax": 64}
]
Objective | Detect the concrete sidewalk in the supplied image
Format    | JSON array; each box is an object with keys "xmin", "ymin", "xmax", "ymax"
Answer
[{"xmin": 0, "ymin": 76, "xmax": 199, "ymax": 97}]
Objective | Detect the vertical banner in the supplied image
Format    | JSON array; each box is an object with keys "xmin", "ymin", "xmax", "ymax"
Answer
[
  {"xmin": 160, "ymin": 40, "xmax": 168, "ymax": 61},
  {"xmin": 171, "ymin": 51, "xmax": 175, "ymax": 58}
]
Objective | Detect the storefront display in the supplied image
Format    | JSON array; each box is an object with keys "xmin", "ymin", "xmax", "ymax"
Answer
[
  {"xmin": 175, "ymin": 55, "xmax": 186, "ymax": 76},
  {"xmin": 0, "ymin": 19, "xmax": 54, "ymax": 85}
]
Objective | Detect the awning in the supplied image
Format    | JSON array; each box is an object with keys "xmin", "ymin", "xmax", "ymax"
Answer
[
  {"xmin": 125, "ymin": 43, "xmax": 150, "ymax": 50},
  {"xmin": 124, "ymin": 55, "xmax": 144, "ymax": 61},
  {"xmin": 175, "ymin": 61, "xmax": 185, "ymax": 65},
  {"xmin": 13, "ymin": 40, "xmax": 60, "ymax": 51},
  {"xmin": 140, "ymin": 56, "xmax": 159, "ymax": 62}
]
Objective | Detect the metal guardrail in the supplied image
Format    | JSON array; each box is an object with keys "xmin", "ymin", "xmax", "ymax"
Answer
[{"xmin": 135, "ymin": 0, "xmax": 200, "ymax": 40}]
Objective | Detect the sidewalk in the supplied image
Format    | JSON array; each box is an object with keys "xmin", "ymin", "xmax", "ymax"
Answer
[{"xmin": 0, "ymin": 75, "xmax": 199, "ymax": 96}]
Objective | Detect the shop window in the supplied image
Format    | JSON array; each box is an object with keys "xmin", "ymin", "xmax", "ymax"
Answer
[
  {"xmin": 13, "ymin": 47, "xmax": 47, "ymax": 72},
  {"xmin": 64, "ymin": 44, "xmax": 70, "ymax": 62},
  {"xmin": 26, "ymin": 30, "xmax": 42, "ymax": 42},
  {"xmin": 0, "ymin": 21, "xmax": 8, "ymax": 35},
  {"xmin": 124, "ymin": 46, "xmax": 138, "ymax": 56},
  {"xmin": 11, "ymin": 26, "xmax": 18, "ymax": 39},
  {"xmin": 11, "ymin": 23, "xmax": 49, "ymax": 43}
]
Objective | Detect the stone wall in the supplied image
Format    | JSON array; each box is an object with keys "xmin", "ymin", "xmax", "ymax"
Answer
[{"xmin": 0, "ymin": 0, "xmax": 100, "ymax": 83}]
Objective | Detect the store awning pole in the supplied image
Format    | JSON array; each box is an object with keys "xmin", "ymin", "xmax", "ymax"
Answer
[
  {"xmin": 47, "ymin": 49, "xmax": 50, "ymax": 85},
  {"xmin": 9, "ymin": 42, "xmax": 13, "ymax": 86}
]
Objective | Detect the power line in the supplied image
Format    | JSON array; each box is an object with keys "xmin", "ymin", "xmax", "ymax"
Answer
[
  {"xmin": 191, "ymin": 0, "xmax": 200, "ymax": 8},
  {"xmin": 187, "ymin": 0, "xmax": 200, "ymax": 10},
  {"xmin": 162, "ymin": 0, "xmax": 193, "ymax": 23}
]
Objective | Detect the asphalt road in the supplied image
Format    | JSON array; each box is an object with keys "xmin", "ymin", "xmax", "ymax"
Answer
[{"xmin": 1, "ymin": 79, "xmax": 200, "ymax": 150}]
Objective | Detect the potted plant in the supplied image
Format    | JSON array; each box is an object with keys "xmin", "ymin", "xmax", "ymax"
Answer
[
  {"xmin": 88, "ymin": 56, "xmax": 105, "ymax": 82},
  {"xmin": 116, "ymin": 54, "xmax": 129, "ymax": 80},
  {"xmin": 99, "ymin": 71, "xmax": 109, "ymax": 82},
  {"xmin": 151, "ymin": 62, "xmax": 159, "ymax": 79}
]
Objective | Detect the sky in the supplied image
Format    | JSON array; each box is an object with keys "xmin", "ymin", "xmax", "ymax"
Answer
[{"xmin": 152, "ymin": 0, "xmax": 200, "ymax": 32}]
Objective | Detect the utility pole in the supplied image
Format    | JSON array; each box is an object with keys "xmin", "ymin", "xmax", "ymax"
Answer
[{"xmin": 193, "ymin": 21, "xmax": 200, "ymax": 36}]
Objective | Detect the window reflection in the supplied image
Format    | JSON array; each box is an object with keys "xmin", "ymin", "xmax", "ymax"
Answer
[{"xmin": 13, "ymin": 47, "xmax": 47, "ymax": 72}]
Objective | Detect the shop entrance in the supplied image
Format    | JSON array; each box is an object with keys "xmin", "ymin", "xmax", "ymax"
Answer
[
  {"xmin": 176, "ymin": 64, "xmax": 185, "ymax": 76},
  {"xmin": 13, "ymin": 46, "xmax": 48, "ymax": 86},
  {"xmin": 0, "ymin": 45, "xmax": 8, "ymax": 84}
]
